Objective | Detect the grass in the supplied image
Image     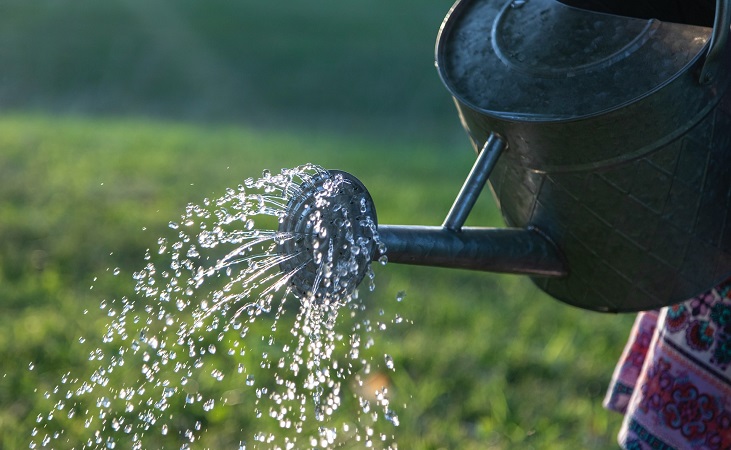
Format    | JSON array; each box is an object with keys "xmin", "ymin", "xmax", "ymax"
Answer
[
  {"xmin": 0, "ymin": 1, "xmax": 635, "ymax": 448},
  {"xmin": 0, "ymin": 115, "xmax": 634, "ymax": 449}
]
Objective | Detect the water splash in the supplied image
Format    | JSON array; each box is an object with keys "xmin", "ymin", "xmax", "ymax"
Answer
[{"xmin": 31, "ymin": 164, "xmax": 401, "ymax": 449}]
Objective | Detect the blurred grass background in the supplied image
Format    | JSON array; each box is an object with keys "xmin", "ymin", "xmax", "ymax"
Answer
[{"xmin": 0, "ymin": 0, "xmax": 635, "ymax": 448}]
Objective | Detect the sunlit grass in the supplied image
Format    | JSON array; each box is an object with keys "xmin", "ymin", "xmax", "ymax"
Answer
[{"xmin": 0, "ymin": 114, "xmax": 634, "ymax": 449}]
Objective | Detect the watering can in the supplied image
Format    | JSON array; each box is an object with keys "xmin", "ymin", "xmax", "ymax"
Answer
[{"xmin": 280, "ymin": 0, "xmax": 731, "ymax": 312}]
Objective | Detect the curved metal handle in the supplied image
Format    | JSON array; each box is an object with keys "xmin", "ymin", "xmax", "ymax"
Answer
[{"xmin": 700, "ymin": 0, "xmax": 731, "ymax": 84}]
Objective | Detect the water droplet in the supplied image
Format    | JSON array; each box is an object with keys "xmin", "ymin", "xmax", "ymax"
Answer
[
  {"xmin": 385, "ymin": 410, "xmax": 400, "ymax": 426},
  {"xmin": 211, "ymin": 369, "xmax": 224, "ymax": 381}
]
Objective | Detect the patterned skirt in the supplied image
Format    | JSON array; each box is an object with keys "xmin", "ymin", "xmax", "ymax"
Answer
[{"xmin": 604, "ymin": 279, "xmax": 731, "ymax": 449}]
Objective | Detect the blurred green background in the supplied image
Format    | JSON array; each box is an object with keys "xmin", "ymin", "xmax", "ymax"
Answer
[{"xmin": 0, "ymin": 0, "xmax": 635, "ymax": 448}]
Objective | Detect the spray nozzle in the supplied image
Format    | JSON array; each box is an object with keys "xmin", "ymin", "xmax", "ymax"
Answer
[{"xmin": 277, "ymin": 170, "xmax": 378, "ymax": 305}]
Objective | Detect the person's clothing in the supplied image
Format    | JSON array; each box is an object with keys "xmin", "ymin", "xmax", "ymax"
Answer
[{"xmin": 605, "ymin": 279, "xmax": 731, "ymax": 449}]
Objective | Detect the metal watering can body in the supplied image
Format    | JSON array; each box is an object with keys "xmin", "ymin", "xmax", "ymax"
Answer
[
  {"xmin": 279, "ymin": 0, "xmax": 731, "ymax": 312},
  {"xmin": 429, "ymin": 0, "xmax": 731, "ymax": 311}
]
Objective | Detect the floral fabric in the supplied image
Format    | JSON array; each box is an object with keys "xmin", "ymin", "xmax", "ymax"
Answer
[{"xmin": 605, "ymin": 279, "xmax": 731, "ymax": 449}]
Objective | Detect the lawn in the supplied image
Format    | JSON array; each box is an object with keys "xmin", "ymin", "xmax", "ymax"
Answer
[
  {"xmin": 0, "ymin": 116, "xmax": 634, "ymax": 449},
  {"xmin": 0, "ymin": 1, "xmax": 636, "ymax": 449}
]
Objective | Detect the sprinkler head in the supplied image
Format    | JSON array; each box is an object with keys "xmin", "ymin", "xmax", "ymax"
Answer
[{"xmin": 278, "ymin": 170, "xmax": 378, "ymax": 304}]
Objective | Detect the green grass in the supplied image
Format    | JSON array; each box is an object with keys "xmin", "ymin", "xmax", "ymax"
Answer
[
  {"xmin": 0, "ymin": 1, "xmax": 636, "ymax": 448},
  {"xmin": 0, "ymin": 115, "xmax": 634, "ymax": 449}
]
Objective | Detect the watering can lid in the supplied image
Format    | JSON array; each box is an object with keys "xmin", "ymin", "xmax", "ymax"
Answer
[{"xmin": 436, "ymin": 0, "xmax": 714, "ymax": 121}]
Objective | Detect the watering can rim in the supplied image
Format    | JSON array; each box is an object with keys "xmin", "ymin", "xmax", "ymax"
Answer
[{"xmin": 434, "ymin": 0, "xmax": 731, "ymax": 123}]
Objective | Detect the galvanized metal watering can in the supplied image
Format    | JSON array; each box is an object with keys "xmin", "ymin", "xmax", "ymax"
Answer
[{"xmin": 282, "ymin": 0, "xmax": 731, "ymax": 312}]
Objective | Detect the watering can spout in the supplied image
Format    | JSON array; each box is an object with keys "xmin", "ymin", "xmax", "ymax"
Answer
[
  {"xmin": 372, "ymin": 133, "xmax": 566, "ymax": 277},
  {"xmin": 375, "ymin": 225, "xmax": 567, "ymax": 277},
  {"xmin": 276, "ymin": 151, "xmax": 565, "ymax": 305},
  {"xmin": 317, "ymin": 131, "xmax": 562, "ymax": 275}
]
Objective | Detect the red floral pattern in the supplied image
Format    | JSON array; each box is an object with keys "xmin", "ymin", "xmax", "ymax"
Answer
[
  {"xmin": 685, "ymin": 320, "xmax": 715, "ymax": 351},
  {"xmin": 605, "ymin": 280, "xmax": 731, "ymax": 450}
]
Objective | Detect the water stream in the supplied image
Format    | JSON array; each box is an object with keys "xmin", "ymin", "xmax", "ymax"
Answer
[{"xmin": 31, "ymin": 165, "xmax": 402, "ymax": 449}]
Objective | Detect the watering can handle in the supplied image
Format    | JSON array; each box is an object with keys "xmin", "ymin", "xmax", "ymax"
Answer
[
  {"xmin": 700, "ymin": 0, "xmax": 731, "ymax": 84},
  {"xmin": 443, "ymin": 133, "xmax": 507, "ymax": 231}
]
